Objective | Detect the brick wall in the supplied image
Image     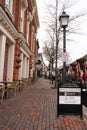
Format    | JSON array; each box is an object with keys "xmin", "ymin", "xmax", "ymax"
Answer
[
  {"xmin": 13, "ymin": 0, "xmax": 21, "ymax": 31},
  {"xmin": 13, "ymin": 40, "xmax": 21, "ymax": 80},
  {"xmin": 0, "ymin": 0, "xmax": 5, "ymax": 6}
]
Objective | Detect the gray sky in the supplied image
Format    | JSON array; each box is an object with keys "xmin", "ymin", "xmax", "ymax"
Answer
[{"xmin": 36, "ymin": 0, "xmax": 87, "ymax": 65}]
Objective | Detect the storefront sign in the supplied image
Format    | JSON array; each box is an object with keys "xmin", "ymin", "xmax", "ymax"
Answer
[{"xmin": 59, "ymin": 88, "xmax": 81, "ymax": 104}]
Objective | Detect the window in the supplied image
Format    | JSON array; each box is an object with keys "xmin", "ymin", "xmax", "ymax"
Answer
[
  {"xmin": 26, "ymin": 21, "xmax": 30, "ymax": 43},
  {"xmin": 6, "ymin": 0, "xmax": 10, "ymax": 8},
  {"xmin": 5, "ymin": 0, "xmax": 13, "ymax": 13},
  {"xmin": 20, "ymin": 7, "xmax": 24, "ymax": 32},
  {"xmin": 21, "ymin": 8, "xmax": 24, "ymax": 19}
]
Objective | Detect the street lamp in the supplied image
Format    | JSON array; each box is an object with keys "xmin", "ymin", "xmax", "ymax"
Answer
[
  {"xmin": 51, "ymin": 55, "xmax": 54, "ymax": 84},
  {"xmin": 59, "ymin": 11, "xmax": 69, "ymax": 82}
]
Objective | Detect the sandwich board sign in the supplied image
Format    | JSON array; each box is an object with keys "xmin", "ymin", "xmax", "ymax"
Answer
[{"xmin": 57, "ymin": 83, "xmax": 82, "ymax": 119}]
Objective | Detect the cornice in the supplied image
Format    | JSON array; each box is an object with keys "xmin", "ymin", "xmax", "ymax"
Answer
[
  {"xmin": 18, "ymin": 33, "xmax": 34, "ymax": 56},
  {"xmin": 4, "ymin": 6, "xmax": 15, "ymax": 22},
  {"xmin": 0, "ymin": 6, "xmax": 18, "ymax": 39}
]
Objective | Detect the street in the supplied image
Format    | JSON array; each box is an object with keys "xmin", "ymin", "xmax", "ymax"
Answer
[{"xmin": 0, "ymin": 78, "xmax": 87, "ymax": 130}]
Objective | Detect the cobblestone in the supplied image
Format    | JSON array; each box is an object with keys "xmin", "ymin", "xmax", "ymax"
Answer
[{"xmin": 0, "ymin": 78, "xmax": 87, "ymax": 130}]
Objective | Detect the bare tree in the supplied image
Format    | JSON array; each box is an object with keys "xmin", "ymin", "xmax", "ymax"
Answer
[
  {"xmin": 43, "ymin": 40, "xmax": 62, "ymax": 65},
  {"xmin": 38, "ymin": 0, "xmax": 87, "ymax": 87}
]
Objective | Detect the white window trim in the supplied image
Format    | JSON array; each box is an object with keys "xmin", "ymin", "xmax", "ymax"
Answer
[
  {"xmin": 6, "ymin": 0, "xmax": 10, "ymax": 8},
  {"xmin": 5, "ymin": 0, "xmax": 13, "ymax": 13}
]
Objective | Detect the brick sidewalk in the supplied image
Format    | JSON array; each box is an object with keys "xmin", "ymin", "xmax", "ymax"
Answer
[{"xmin": 0, "ymin": 78, "xmax": 87, "ymax": 130}]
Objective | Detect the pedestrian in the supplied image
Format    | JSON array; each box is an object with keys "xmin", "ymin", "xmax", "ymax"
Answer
[{"xmin": 82, "ymin": 69, "xmax": 87, "ymax": 88}]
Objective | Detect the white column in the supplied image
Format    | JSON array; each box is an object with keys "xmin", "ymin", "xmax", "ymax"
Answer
[
  {"xmin": 26, "ymin": 58, "xmax": 29, "ymax": 78},
  {"xmin": 18, "ymin": 53, "xmax": 23, "ymax": 79},
  {"xmin": 24, "ymin": 56, "xmax": 27, "ymax": 78},
  {"xmin": 22, "ymin": 54, "xmax": 24, "ymax": 78},
  {"xmin": 22, "ymin": 55, "xmax": 26, "ymax": 78},
  {"xmin": 31, "ymin": 62, "xmax": 34, "ymax": 78},
  {"xmin": 7, "ymin": 44, "xmax": 15, "ymax": 81},
  {"xmin": 0, "ymin": 34, "xmax": 6, "ymax": 81}
]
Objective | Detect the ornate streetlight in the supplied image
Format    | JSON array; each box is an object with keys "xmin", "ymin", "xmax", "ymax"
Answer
[{"xmin": 59, "ymin": 11, "xmax": 69, "ymax": 82}]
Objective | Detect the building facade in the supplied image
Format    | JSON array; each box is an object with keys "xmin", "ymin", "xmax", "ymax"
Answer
[
  {"xmin": 36, "ymin": 53, "xmax": 47, "ymax": 78},
  {"xmin": 0, "ymin": 0, "xmax": 39, "ymax": 82}
]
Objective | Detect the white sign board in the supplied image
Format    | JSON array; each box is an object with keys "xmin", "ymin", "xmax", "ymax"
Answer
[
  {"xmin": 59, "ymin": 88, "xmax": 81, "ymax": 104},
  {"xmin": 62, "ymin": 52, "xmax": 68, "ymax": 62}
]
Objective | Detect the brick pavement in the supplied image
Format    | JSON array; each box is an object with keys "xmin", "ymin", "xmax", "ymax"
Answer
[{"xmin": 0, "ymin": 78, "xmax": 87, "ymax": 130}]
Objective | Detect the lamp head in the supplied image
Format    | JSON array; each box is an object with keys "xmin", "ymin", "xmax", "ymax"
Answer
[{"xmin": 59, "ymin": 11, "xmax": 69, "ymax": 28}]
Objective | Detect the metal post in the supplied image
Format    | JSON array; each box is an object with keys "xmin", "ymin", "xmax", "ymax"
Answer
[
  {"xmin": 63, "ymin": 26, "xmax": 66, "ymax": 83},
  {"xmin": 49, "ymin": 63, "xmax": 50, "ymax": 79},
  {"xmin": 52, "ymin": 58, "xmax": 53, "ymax": 84}
]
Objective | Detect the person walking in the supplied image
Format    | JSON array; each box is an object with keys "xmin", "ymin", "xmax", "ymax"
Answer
[{"xmin": 83, "ymin": 69, "xmax": 87, "ymax": 88}]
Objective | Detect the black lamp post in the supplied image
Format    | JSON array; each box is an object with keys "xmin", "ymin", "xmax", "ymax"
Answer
[
  {"xmin": 59, "ymin": 11, "xmax": 69, "ymax": 82},
  {"xmin": 49, "ymin": 63, "xmax": 51, "ymax": 79},
  {"xmin": 51, "ymin": 56, "xmax": 54, "ymax": 84}
]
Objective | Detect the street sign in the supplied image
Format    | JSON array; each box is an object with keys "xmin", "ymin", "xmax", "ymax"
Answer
[{"xmin": 62, "ymin": 52, "xmax": 68, "ymax": 62}]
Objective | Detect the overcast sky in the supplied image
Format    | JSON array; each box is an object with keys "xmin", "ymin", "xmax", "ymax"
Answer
[{"xmin": 36, "ymin": 0, "xmax": 87, "ymax": 66}]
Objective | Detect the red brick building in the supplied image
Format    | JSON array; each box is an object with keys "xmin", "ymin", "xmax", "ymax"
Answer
[{"xmin": 0, "ymin": 0, "xmax": 39, "ymax": 81}]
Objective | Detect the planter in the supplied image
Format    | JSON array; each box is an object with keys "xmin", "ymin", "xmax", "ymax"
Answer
[
  {"xmin": 16, "ymin": 65, "xmax": 21, "ymax": 69},
  {"xmin": 22, "ymin": 0, "xmax": 28, "ymax": 8},
  {"xmin": 16, "ymin": 59, "xmax": 22, "ymax": 63},
  {"xmin": 15, "ymin": 62, "xmax": 21, "ymax": 69},
  {"xmin": 16, "ymin": 56, "xmax": 22, "ymax": 63}
]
